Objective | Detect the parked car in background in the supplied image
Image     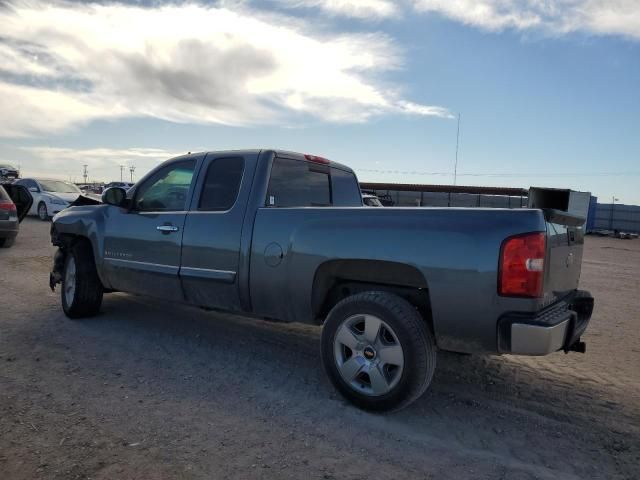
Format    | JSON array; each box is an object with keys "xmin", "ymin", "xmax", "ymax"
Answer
[
  {"xmin": 0, "ymin": 183, "xmax": 32, "ymax": 247},
  {"xmin": 362, "ymin": 193, "xmax": 383, "ymax": 207},
  {"xmin": 105, "ymin": 181, "xmax": 135, "ymax": 190},
  {"xmin": 50, "ymin": 149, "xmax": 594, "ymax": 412},
  {"xmin": 0, "ymin": 164, "xmax": 20, "ymax": 182},
  {"xmin": 16, "ymin": 178, "xmax": 82, "ymax": 221}
]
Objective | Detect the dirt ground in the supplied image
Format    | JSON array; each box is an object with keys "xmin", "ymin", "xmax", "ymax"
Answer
[{"xmin": 1, "ymin": 218, "xmax": 638, "ymax": 480}]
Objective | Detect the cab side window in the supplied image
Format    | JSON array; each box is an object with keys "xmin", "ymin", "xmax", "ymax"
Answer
[
  {"xmin": 198, "ymin": 157, "xmax": 245, "ymax": 211},
  {"xmin": 266, "ymin": 158, "xmax": 362, "ymax": 207},
  {"xmin": 266, "ymin": 158, "xmax": 331, "ymax": 207},
  {"xmin": 133, "ymin": 160, "xmax": 195, "ymax": 212}
]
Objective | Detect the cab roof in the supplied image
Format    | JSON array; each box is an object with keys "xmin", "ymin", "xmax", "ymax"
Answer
[{"xmin": 170, "ymin": 149, "xmax": 355, "ymax": 174}]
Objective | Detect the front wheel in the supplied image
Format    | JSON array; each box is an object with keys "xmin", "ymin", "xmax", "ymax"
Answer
[
  {"xmin": 37, "ymin": 202, "xmax": 49, "ymax": 221},
  {"xmin": 61, "ymin": 241, "xmax": 104, "ymax": 318},
  {"xmin": 321, "ymin": 291, "xmax": 436, "ymax": 412}
]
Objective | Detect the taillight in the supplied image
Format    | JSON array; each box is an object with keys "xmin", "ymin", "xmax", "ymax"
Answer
[
  {"xmin": 499, "ymin": 232, "xmax": 546, "ymax": 298},
  {"xmin": 304, "ymin": 154, "xmax": 330, "ymax": 165},
  {"xmin": 0, "ymin": 200, "xmax": 17, "ymax": 213}
]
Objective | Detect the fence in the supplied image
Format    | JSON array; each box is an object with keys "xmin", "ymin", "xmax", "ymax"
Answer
[{"xmin": 593, "ymin": 204, "xmax": 640, "ymax": 233}]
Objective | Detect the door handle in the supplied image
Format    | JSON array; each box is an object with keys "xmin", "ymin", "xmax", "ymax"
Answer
[{"xmin": 156, "ymin": 225, "xmax": 179, "ymax": 233}]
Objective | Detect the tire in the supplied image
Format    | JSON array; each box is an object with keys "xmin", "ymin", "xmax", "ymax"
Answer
[
  {"xmin": 321, "ymin": 291, "xmax": 436, "ymax": 412},
  {"xmin": 37, "ymin": 202, "xmax": 49, "ymax": 221},
  {"xmin": 0, "ymin": 237, "xmax": 15, "ymax": 248},
  {"xmin": 61, "ymin": 240, "xmax": 104, "ymax": 319}
]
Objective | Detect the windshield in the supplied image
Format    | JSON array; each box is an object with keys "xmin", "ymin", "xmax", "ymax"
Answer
[{"xmin": 38, "ymin": 180, "xmax": 81, "ymax": 193}]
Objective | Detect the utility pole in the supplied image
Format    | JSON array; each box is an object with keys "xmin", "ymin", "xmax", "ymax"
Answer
[
  {"xmin": 119, "ymin": 165, "xmax": 125, "ymax": 182},
  {"xmin": 454, "ymin": 113, "xmax": 461, "ymax": 186},
  {"xmin": 610, "ymin": 196, "xmax": 619, "ymax": 230},
  {"xmin": 82, "ymin": 164, "xmax": 88, "ymax": 184},
  {"xmin": 129, "ymin": 165, "xmax": 136, "ymax": 183}
]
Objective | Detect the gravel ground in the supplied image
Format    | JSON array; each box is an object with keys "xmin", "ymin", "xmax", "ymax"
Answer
[{"xmin": 1, "ymin": 218, "xmax": 639, "ymax": 480}]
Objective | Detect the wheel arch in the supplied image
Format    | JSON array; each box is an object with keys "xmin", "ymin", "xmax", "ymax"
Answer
[
  {"xmin": 51, "ymin": 231, "xmax": 108, "ymax": 289},
  {"xmin": 311, "ymin": 259, "xmax": 434, "ymax": 334}
]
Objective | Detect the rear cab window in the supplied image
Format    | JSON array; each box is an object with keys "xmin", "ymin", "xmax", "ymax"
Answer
[{"xmin": 266, "ymin": 157, "xmax": 362, "ymax": 207}]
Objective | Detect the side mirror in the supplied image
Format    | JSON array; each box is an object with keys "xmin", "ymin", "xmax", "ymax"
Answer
[
  {"xmin": 101, "ymin": 187, "xmax": 127, "ymax": 207},
  {"xmin": 28, "ymin": 186, "xmax": 38, "ymax": 193}
]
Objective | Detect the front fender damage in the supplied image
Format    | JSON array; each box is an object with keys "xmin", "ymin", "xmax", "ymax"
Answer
[{"xmin": 50, "ymin": 248, "xmax": 66, "ymax": 292}]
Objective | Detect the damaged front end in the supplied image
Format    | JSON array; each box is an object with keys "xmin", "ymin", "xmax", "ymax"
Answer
[
  {"xmin": 49, "ymin": 248, "xmax": 66, "ymax": 291},
  {"xmin": 49, "ymin": 224, "xmax": 67, "ymax": 292}
]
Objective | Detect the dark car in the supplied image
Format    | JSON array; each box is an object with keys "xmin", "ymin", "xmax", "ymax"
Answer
[
  {"xmin": 0, "ymin": 183, "xmax": 32, "ymax": 247},
  {"xmin": 0, "ymin": 164, "xmax": 20, "ymax": 182}
]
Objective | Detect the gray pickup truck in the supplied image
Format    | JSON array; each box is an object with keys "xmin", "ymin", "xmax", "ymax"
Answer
[{"xmin": 50, "ymin": 149, "xmax": 594, "ymax": 411}]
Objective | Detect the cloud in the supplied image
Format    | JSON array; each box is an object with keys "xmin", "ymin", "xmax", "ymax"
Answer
[
  {"xmin": 0, "ymin": 1, "xmax": 450, "ymax": 138},
  {"xmin": 274, "ymin": 0, "xmax": 399, "ymax": 20},
  {"xmin": 269, "ymin": 0, "xmax": 640, "ymax": 39},
  {"xmin": 411, "ymin": 0, "xmax": 640, "ymax": 39},
  {"xmin": 18, "ymin": 146, "xmax": 183, "ymax": 181}
]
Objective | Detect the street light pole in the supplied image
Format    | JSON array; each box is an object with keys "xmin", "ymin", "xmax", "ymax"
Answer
[
  {"xmin": 454, "ymin": 113, "xmax": 461, "ymax": 186},
  {"xmin": 610, "ymin": 196, "xmax": 619, "ymax": 230}
]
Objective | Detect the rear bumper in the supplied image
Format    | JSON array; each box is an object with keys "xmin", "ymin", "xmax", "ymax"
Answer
[
  {"xmin": 498, "ymin": 290, "xmax": 594, "ymax": 356},
  {"xmin": 0, "ymin": 220, "xmax": 19, "ymax": 239}
]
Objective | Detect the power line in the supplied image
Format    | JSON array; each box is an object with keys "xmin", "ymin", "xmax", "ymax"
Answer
[{"xmin": 357, "ymin": 168, "xmax": 640, "ymax": 178}]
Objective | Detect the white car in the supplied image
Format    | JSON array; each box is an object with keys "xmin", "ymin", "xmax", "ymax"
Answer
[
  {"xmin": 105, "ymin": 181, "xmax": 135, "ymax": 190},
  {"xmin": 15, "ymin": 178, "xmax": 82, "ymax": 221},
  {"xmin": 362, "ymin": 193, "xmax": 383, "ymax": 207}
]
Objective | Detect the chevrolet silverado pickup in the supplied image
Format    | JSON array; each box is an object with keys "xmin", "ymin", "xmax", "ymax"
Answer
[{"xmin": 49, "ymin": 149, "xmax": 594, "ymax": 411}]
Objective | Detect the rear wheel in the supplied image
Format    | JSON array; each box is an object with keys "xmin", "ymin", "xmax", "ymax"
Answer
[
  {"xmin": 321, "ymin": 291, "xmax": 436, "ymax": 412},
  {"xmin": 61, "ymin": 240, "xmax": 104, "ymax": 318},
  {"xmin": 37, "ymin": 202, "xmax": 49, "ymax": 221},
  {"xmin": 0, "ymin": 237, "xmax": 15, "ymax": 248}
]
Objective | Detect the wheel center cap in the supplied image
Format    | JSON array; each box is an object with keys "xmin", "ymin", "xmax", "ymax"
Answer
[{"xmin": 363, "ymin": 346, "xmax": 376, "ymax": 360}]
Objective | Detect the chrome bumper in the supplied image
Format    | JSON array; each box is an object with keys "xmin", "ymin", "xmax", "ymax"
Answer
[
  {"xmin": 511, "ymin": 319, "xmax": 570, "ymax": 355},
  {"xmin": 498, "ymin": 290, "xmax": 594, "ymax": 356}
]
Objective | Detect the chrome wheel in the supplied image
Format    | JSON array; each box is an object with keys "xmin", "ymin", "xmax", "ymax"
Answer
[
  {"xmin": 64, "ymin": 256, "xmax": 76, "ymax": 306},
  {"xmin": 333, "ymin": 314, "xmax": 404, "ymax": 396},
  {"xmin": 38, "ymin": 203, "xmax": 48, "ymax": 221}
]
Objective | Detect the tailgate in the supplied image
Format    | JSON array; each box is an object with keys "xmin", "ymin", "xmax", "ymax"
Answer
[{"xmin": 543, "ymin": 209, "xmax": 584, "ymax": 299}]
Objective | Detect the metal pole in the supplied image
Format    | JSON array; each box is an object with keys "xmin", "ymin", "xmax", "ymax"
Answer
[
  {"xmin": 610, "ymin": 196, "xmax": 617, "ymax": 230},
  {"xmin": 454, "ymin": 113, "xmax": 461, "ymax": 186}
]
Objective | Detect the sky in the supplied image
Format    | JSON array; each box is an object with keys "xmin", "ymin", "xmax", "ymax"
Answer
[{"xmin": 0, "ymin": 0, "xmax": 639, "ymax": 204}]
